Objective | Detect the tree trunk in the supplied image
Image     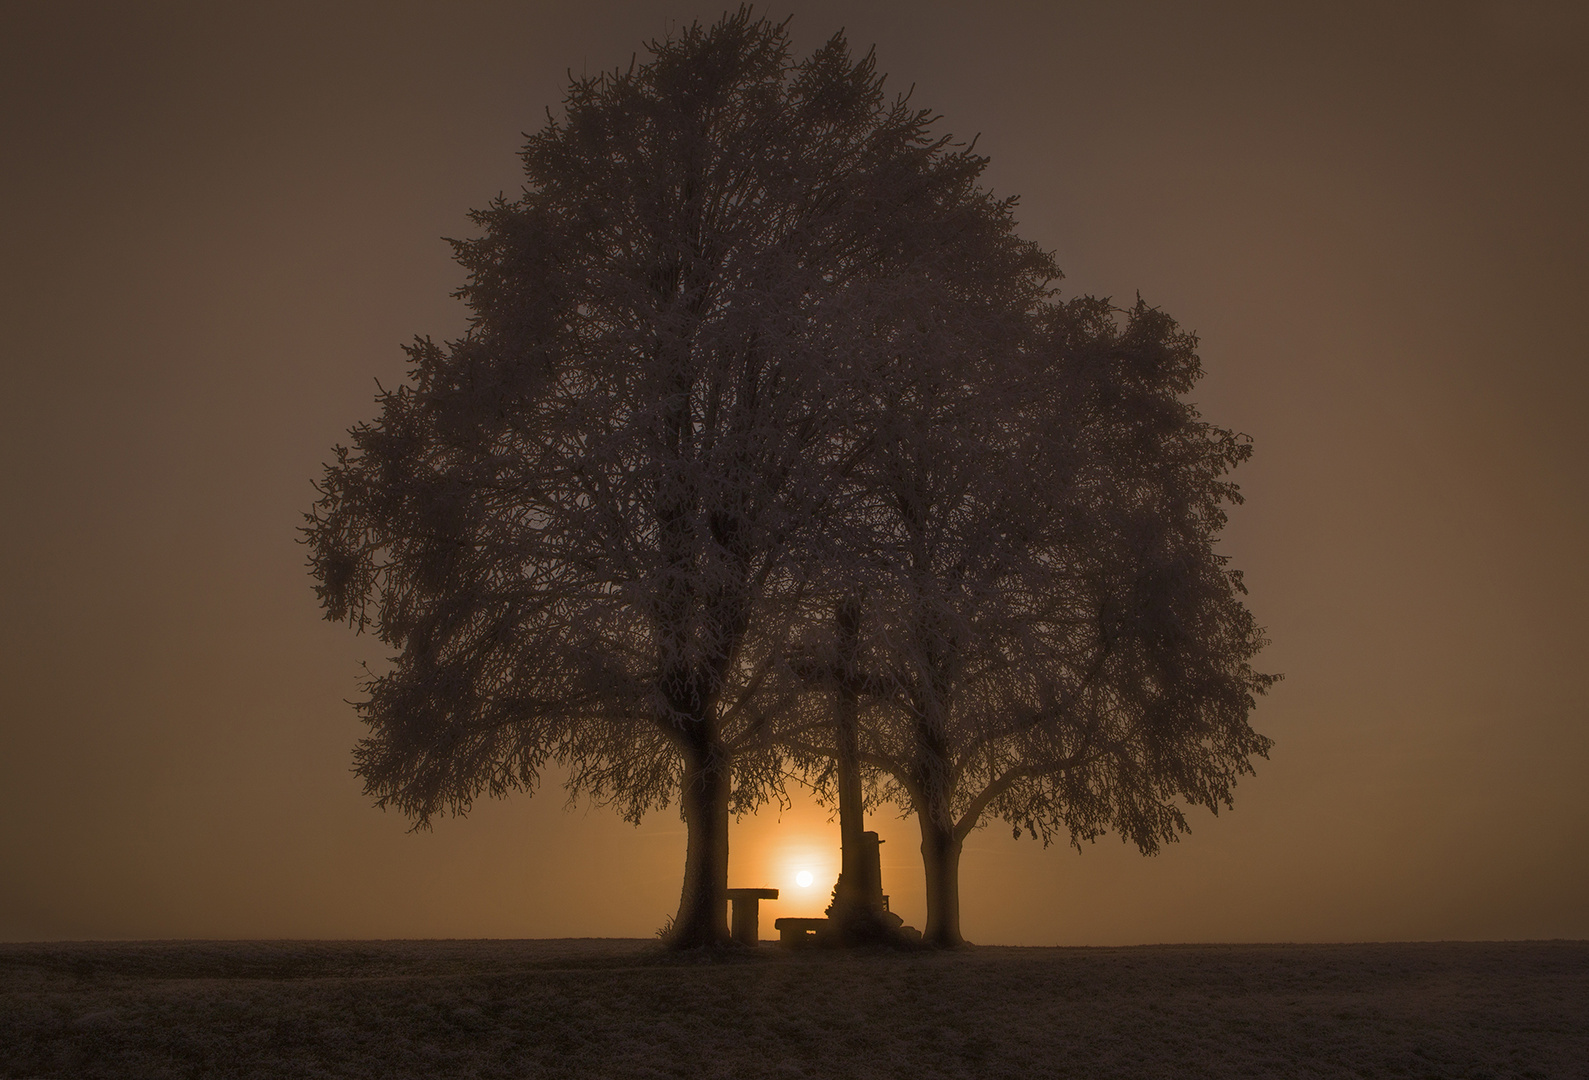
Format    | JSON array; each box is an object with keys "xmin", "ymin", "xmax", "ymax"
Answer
[
  {"xmin": 668, "ymin": 736, "xmax": 732, "ymax": 948},
  {"xmin": 913, "ymin": 664, "xmax": 965, "ymax": 947},
  {"xmin": 919, "ymin": 814, "xmax": 965, "ymax": 947},
  {"xmin": 830, "ymin": 596, "xmax": 873, "ymax": 919}
]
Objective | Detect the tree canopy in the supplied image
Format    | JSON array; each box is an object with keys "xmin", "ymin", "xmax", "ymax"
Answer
[
  {"xmin": 304, "ymin": 10, "xmax": 1055, "ymax": 948},
  {"xmin": 782, "ymin": 295, "xmax": 1275, "ymax": 945}
]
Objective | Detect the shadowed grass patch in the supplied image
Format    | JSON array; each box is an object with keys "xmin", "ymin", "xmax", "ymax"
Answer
[{"xmin": 2, "ymin": 940, "xmax": 1584, "ymax": 1078}]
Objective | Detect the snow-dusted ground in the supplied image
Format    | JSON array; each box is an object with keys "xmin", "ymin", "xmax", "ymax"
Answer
[{"xmin": 2, "ymin": 939, "xmax": 1583, "ymax": 1078}]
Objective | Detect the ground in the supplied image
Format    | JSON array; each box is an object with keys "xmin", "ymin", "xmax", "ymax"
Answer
[{"xmin": 1, "ymin": 939, "xmax": 1583, "ymax": 1078}]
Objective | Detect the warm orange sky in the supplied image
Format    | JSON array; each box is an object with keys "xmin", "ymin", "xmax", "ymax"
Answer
[{"xmin": 2, "ymin": 1, "xmax": 1585, "ymax": 944}]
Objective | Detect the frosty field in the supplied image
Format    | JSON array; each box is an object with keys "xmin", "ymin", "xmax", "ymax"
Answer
[{"xmin": 1, "ymin": 938, "xmax": 1583, "ymax": 1079}]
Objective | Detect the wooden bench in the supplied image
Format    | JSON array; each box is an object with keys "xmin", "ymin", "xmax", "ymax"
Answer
[
  {"xmin": 773, "ymin": 916, "xmax": 829, "ymax": 945},
  {"xmin": 725, "ymin": 888, "xmax": 778, "ymax": 946}
]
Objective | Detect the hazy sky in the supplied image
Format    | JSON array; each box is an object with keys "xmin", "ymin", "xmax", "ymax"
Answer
[{"xmin": 2, "ymin": 1, "xmax": 1585, "ymax": 945}]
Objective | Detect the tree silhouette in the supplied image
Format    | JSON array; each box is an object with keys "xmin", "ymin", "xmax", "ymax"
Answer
[
  {"xmin": 303, "ymin": 10, "xmax": 1050, "ymax": 948},
  {"xmin": 788, "ymin": 295, "xmax": 1275, "ymax": 946}
]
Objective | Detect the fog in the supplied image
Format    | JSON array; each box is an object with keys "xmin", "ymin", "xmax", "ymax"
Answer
[{"xmin": 2, "ymin": 0, "xmax": 1585, "ymax": 943}]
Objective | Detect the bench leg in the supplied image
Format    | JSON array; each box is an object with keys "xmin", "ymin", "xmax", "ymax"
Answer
[{"xmin": 730, "ymin": 898, "xmax": 759, "ymax": 946}]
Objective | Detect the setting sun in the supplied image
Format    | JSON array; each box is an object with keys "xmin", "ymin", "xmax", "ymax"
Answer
[{"xmin": 795, "ymin": 871, "xmax": 813, "ymax": 888}]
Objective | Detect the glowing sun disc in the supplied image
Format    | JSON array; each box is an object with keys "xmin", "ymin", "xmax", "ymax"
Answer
[{"xmin": 795, "ymin": 870, "xmax": 814, "ymax": 888}]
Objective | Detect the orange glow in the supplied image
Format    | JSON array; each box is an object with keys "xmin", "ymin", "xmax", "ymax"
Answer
[
  {"xmin": 726, "ymin": 791, "xmax": 851, "ymax": 919},
  {"xmin": 776, "ymin": 842, "xmax": 836, "ymax": 910}
]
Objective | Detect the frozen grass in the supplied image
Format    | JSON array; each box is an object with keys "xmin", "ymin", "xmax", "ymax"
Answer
[{"xmin": 2, "ymin": 938, "xmax": 1584, "ymax": 1078}]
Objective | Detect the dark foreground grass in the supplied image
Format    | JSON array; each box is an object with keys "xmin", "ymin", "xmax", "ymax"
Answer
[{"xmin": 1, "ymin": 938, "xmax": 1584, "ymax": 1079}]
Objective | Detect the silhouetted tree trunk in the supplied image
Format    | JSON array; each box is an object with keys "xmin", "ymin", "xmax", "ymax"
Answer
[
  {"xmin": 671, "ymin": 732, "xmax": 732, "ymax": 946},
  {"xmin": 830, "ymin": 596, "xmax": 870, "ymax": 920},
  {"xmin": 913, "ymin": 678, "xmax": 968, "ymax": 946},
  {"xmin": 919, "ymin": 815, "xmax": 965, "ymax": 948}
]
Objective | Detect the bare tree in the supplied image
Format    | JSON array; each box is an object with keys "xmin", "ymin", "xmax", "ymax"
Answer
[
  {"xmin": 303, "ymin": 11, "xmax": 1049, "ymax": 948},
  {"xmin": 791, "ymin": 296, "xmax": 1275, "ymax": 947}
]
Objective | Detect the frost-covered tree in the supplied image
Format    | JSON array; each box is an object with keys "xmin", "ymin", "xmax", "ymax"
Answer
[
  {"xmin": 303, "ymin": 11, "xmax": 1049, "ymax": 948},
  {"xmin": 790, "ymin": 296, "xmax": 1275, "ymax": 947}
]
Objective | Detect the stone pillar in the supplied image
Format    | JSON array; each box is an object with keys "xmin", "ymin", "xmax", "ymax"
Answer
[{"xmin": 725, "ymin": 888, "xmax": 779, "ymax": 946}]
